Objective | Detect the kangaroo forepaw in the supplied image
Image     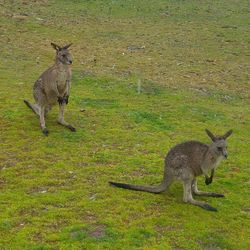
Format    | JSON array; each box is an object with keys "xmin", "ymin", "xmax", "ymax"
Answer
[
  {"xmin": 58, "ymin": 96, "xmax": 69, "ymax": 105},
  {"xmin": 64, "ymin": 95, "xmax": 69, "ymax": 105},
  {"xmin": 202, "ymin": 203, "xmax": 217, "ymax": 212},
  {"xmin": 42, "ymin": 128, "xmax": 49, "ymax": 136},
  {"xmin": 58, "ymin": 96, "xmax": 64, "ymax": 105},
  {"xmin": 205, "ymin": 177, "xmax": 213, "ymax": 185},
  {"xmin": 67, "ymin": 125, "xmax": 76, "ymax": 132}
]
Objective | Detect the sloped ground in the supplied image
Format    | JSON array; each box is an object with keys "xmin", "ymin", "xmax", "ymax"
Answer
[{"xmin": 0, "ymin": 1, "xmax": 249, "ymax": 249}]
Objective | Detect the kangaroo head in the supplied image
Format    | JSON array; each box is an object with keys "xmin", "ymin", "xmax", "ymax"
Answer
[
  {"xmin": 51, "ymin": 43, "xmax": 73, "ymax": 65},
  {"xmin": 205, "ymin": 129, "xmax": 233, "ymax": 159}
]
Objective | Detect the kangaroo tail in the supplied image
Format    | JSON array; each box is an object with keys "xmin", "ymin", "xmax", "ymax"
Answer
[
  {"xmin": 24, "ymin": 100, "xmax": 39, "ymax": 115},
  {"xmin": 109, "ymin": 179, "xmax": 171, "ymax": 194}
]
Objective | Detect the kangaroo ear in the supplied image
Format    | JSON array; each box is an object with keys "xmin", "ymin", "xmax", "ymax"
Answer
[
  {"xmin": 63, "ymin": 43, "xmax": 72, "ymax": 50},
  {"xmin": 223, "ymin": 129, "xmax": 233, "ymax": 140},
  {"xmin": 51, "ymin": 43, "xmax": 61, "ymax": 51},
  {"xmin": 205, "ymin": 129, "xmax": 216, "ymax": 142}
]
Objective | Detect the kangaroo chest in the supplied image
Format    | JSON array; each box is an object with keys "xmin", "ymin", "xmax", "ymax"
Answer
[
  {"xmin": 56, "ymin": 70, "xmax": 70, "ymax": 92},
  {"xmin": 211, "ymin": 156, "xmax": 223, "ymax": 169},
  {"xmin": 201, "ymin": 155, "xmax": 223, "ymax": 175}
]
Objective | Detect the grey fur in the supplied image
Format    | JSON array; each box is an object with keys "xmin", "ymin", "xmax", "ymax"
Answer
[
  {"xmin": 24, "ymin": 43, "xmax": 75, "ymax": 135},
  {"xmin": 110, "ymin": 129, "xmax": 233, "ymax": 211}
]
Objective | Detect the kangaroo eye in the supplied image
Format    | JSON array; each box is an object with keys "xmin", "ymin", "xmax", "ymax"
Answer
[{"xmin": 217, "ymin": 147, "xmax": 222, "ymax": 151}]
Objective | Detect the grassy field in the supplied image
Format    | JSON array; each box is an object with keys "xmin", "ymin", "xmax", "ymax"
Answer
[{"xmin": 0, "ymin": 0, "xmax": 250, "ymax": 249}]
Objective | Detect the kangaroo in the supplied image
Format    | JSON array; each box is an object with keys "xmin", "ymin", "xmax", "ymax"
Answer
[
  {"xmin": 24, "ymin": 43, "xmax": 76, "ymax": 135},
  {"xmin": 109, "ymin": 129, "xmax": 233, "ymax": 211}
]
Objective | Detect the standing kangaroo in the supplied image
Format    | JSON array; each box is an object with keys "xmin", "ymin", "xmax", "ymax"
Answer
[
  {"xmin": 24, "ymin": 43, "xmax": 76, "ymax": 135},
  {"xmin": 110, "ymin": 129, "xmax": 233, "ymax": 211}
]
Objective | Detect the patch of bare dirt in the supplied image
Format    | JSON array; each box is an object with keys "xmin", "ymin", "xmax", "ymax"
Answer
[{"xmin": 88, "ymin": 224, "xmax": 106, "ymax": 238}]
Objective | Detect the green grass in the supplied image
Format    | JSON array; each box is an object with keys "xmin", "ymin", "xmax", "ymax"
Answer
[{"xmin": 0, "ymin": 0, "xmax": 250, "ymax": 249}]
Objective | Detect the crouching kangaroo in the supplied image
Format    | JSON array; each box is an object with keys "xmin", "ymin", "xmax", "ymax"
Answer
[
  {"xmin": 110, "ymin": 129, "xmax": 233, "ymax": 211},
  {"xmin": 24, "ymin": 43, "xmax": 76, "ymax": 135}
]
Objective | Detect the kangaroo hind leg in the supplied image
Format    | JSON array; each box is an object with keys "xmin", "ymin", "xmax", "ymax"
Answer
[
  {"xmin": 45, "ymin": 105, "xmax": 52, "ymax": 117},
  {"xmin": 57, "ymin": 103, "xmax": 76, "ymax": 132},
  {"xmin": 192, "ymin": 179, "xmax": 224, "ymax": 198},
  {"xmin": 39, "ymin": 106, "xmax": 49, "ymax": 136},
  {"xmin": 183, "ymin": 179, "xmax": 217, "ymax": 212}
]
